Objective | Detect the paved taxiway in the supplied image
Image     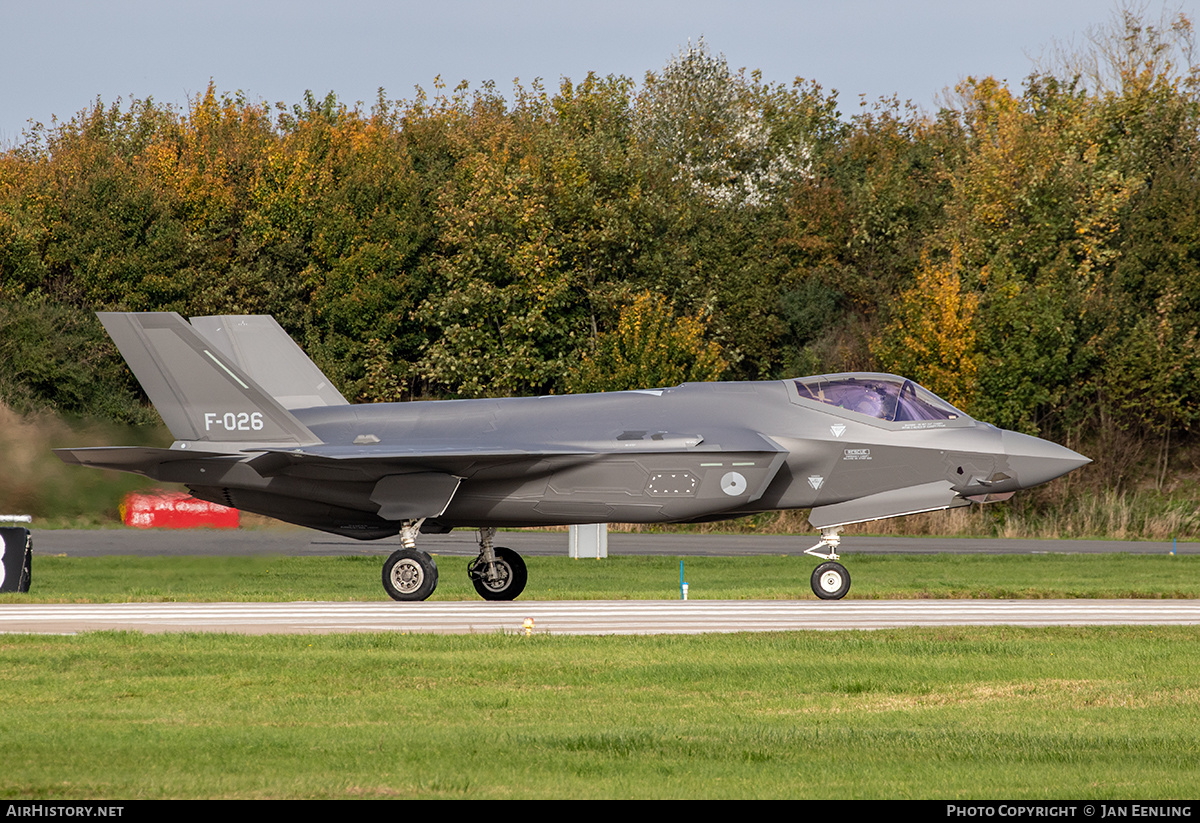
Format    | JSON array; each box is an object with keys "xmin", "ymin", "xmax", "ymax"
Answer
[
  {"xmin": 3, "ymin": 599, "xmax": 1200, "ymax": 635},
  {"xmin": 8, "ymin": 530, "xmax": 1192, "ymax": 635}
]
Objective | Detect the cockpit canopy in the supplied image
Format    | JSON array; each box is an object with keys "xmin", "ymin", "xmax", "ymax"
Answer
[{"xmin": 794, "ymin": 374, "xmax": 966, "ymax": 423}]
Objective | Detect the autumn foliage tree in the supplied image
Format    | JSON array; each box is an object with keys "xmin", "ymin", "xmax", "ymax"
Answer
[
  {"xmin": 3, "ymin": 7, "xmax": 1200, "ymax": 496},
  {"xmin": 566, "ymin": 292, "xmax": 727, "ymax": 393},
  {"xmin": 871, "ymin": 250, "xmax": 978, "ymax": 413}
]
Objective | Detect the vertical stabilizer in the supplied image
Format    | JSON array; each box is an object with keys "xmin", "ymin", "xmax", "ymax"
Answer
[
  {"xmin": 190, "ymin": 315, "xmax": 349, "ymax": 409},
  {"xmin": 98, "ymin": 312, "xmax": 320, "ymax": 446}
]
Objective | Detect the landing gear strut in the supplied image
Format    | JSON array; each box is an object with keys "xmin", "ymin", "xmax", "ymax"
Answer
[
  {"xmin": 805, "ymin": 527, "xmax": 851, "ymax": 600},
  {"xmin": 468, "ymin": 527, "xmax": 528, "ymax": 601}
]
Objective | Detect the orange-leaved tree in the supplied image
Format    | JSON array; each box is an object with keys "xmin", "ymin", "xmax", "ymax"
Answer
[{"xmin": 871, "ymin": 249, "xmax": 979, "ymax": 413}]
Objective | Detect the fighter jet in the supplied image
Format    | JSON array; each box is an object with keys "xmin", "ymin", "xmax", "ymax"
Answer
[{"xmin": 56, "ymin": 312, "xmax": 1090, "ymax": 602}]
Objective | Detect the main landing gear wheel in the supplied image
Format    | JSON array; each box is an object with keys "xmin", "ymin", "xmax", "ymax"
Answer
[
  {"xmin": 811, "ymin": 561, "xmax": 851, "ymax": 600},
  {"xmin": 382, "ymin": 548, "xmax": 439, "ymax": 602},
  {"xmin": 469, "ymin": 546, "xmax": 527, "ymax": 601}
]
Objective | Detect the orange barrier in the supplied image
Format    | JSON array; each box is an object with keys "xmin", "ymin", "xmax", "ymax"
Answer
[{"xmin": 120, "ymin": 491, "xmax": 239, "ymax": 529}]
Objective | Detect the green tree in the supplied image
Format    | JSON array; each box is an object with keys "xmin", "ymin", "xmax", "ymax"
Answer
[
  {"xmin": 566, "ymin": 292, "xmax": 727, "ymax": 392},
  {"xmin": 0, "ymin": 296, "xmax": 153, "ymax": 422}
]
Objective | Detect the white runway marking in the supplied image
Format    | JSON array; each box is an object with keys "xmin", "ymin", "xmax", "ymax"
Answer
[{"xmin": 2, "ymin": 599, "xmax": 1199, "ymax": 635}]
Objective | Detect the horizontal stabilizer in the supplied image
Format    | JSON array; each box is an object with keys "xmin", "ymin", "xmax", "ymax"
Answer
[
  {"xmin": 54, "ymin": 446, "xmax": 240, "ymax": 476},
  {"xmin": 808, "ymin": 480, "xmax": 969, "ymax": 530}
]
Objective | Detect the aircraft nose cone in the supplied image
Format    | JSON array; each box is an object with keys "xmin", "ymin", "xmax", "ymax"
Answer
[{"xmin": 1001, "ymin": 430, "xmax": 1091, "ymax": 489}]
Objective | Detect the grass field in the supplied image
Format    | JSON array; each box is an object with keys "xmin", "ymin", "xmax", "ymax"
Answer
[
  {"xmin": 1, "ymin": 628, "xmax": 1198, "ymax": 799},
  {"xmin": 2, "ymin": 553, "xmax": 1199, "ymax": 799},
  {"xmin": 3, "ymin": 551, "xmax": 1197, "ymax": 603}
]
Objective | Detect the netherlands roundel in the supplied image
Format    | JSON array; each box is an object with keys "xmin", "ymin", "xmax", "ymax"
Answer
[{"xmin": 720, "ymin": 471, "xmax": 748, "ymax": 496}]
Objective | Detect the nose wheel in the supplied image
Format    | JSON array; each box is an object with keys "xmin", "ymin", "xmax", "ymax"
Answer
[
  {"xmin": 811, "ymin": 561, "xmax": 851, "ymax": 600},
  {"xmin": 805, "ymin": 527, "xmax": 851, "ymax": 600}
]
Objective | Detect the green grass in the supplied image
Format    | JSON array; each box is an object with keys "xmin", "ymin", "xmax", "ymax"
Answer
[
  {"xmin": 4, "ymin": 552, "xmax": 1198, "ymax": 603},
  {"xmin": 1, "ymin": 628, "xmax": 1198, "ymax": 798},
  {"xmin": 3, "ymin": 555, "xmax": 1199, "ymax": 798}
]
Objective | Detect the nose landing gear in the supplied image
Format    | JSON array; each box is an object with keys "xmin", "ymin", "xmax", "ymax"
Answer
[
  {"xmin": 811, "ymin": 561, "xmax": 851, "ymax": 600},
  {"xmin": 805, "ymin": 527, "xmax": 851, "ymax": 600}
]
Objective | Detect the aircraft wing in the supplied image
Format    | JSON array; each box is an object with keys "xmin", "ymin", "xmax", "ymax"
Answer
[
  {"xmin": 54, "ymin": 443, "xmax": 598, "ymax": 488},
  {"xmin": 59, "ymin": 429, "xmax": 783, "ymax": 477},
  {"xmin": 246, "ymin": 430, "xmax": 788, "ymax": 524}
]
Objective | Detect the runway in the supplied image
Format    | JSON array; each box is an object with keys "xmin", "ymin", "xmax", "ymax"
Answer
[{"xmin": 3, "ymin": 599, "xmax": 1198, "ymax": 635}]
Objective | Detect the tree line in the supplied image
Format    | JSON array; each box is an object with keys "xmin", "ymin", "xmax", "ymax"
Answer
[{"xmin": 2, "ymin": 15, "xmax": 1199, "ymax": 492}]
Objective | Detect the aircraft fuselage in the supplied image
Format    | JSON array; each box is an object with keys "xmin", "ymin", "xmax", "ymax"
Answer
[{"xmin": 162, "ymin": 378, "xmax": 1077, "ymax": 538}]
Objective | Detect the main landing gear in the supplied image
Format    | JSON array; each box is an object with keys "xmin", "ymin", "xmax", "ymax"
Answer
[
  {"xmin": 467, "ymin": 527, "xmax": 528, "ymax": 601},
  {"xmin": 381, "ymin": 522, "xmax": 527, "ymax": 602},
  {"xmin": 382, "ymin": 546, "xmax": 439, "ymax": 601},
  {"xmin": 805, "ymin": 527, "xmax": 851, "ymax": 600}
]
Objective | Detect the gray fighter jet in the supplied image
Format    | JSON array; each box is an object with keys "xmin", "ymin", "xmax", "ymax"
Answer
[{"xmin": 56, "ymin": 313, "xmax": 1090, "ymax": 601}]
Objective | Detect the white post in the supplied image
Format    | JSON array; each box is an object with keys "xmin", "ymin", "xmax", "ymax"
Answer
[{"xmin": 568, "ymin": 524, "xmax": 608, "ymax": 558}]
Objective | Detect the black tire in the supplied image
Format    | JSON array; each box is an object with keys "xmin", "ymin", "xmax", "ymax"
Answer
[
  {"xmin": 811, "ymin": 561, "xmax": 851, "ymax": 600},
  {"xmin": 470, "ymin": 546, "xmax": 527, "ymax": 601},
  {"xmin": 382, "ymin": 548, "xmax": 439, "ymax": 601}
]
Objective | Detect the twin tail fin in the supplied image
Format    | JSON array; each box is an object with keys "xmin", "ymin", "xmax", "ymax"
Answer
[{"xmin": 98, "ymin": 312, "xmax": 320, "ymax": 447}]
